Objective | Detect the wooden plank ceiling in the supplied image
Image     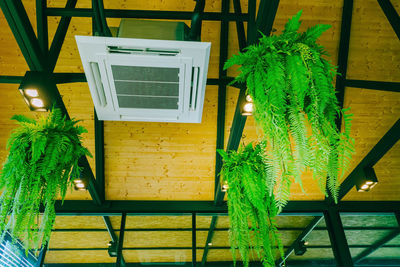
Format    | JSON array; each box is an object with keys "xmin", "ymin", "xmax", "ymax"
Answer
[{"xmin": 0, "ymin": 0, "xmax": 399, "ymax": 264}]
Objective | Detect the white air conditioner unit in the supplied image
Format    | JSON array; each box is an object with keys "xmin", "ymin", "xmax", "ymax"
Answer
[{"xmin": 75, "ymin": 36, "xmax": 211, "ymax": 123}]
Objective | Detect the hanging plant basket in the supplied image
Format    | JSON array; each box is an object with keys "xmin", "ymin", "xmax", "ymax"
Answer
[
  {"xmin": 224, "ymin": 10, "xmax": 355, "ymax": 209},
  {"xmin": 219, "ymin": 143, "xmax": 283, "ymax": 267},
  {"xmin": 0, "ymin": 109, "xmax": 91, "ymax": 249}
]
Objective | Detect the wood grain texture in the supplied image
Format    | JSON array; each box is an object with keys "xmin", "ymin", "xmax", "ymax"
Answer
[
  {"xmin": 342, "ymin": 88, "xmax": 400, "ymax": 201},
  {"xmin": 53, "ymin": 216, "xmax": 107, "ymax": 229},
  {"xmin": 347, "ymin": 0, "xmax": 400, "ymax": 82},
  {"xmin": 45, "ymin": 251, "xmax": 115, "ymax": 263}
]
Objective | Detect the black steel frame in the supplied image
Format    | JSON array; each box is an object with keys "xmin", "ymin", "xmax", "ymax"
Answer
[{"xmin": 0, "ymin": 0, "xmax": 399, "ymax": 266}]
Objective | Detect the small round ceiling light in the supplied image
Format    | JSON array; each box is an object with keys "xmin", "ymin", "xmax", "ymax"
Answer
[
  {"xmin": 24, "ymin": 89, "xmax": 39, "ymax": 97},
  {"xmin": 31, "ymin": 98, "xmax": 44, "ymax": 108}
]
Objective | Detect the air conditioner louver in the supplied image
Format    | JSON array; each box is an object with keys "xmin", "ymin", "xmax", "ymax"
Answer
[{"xmin": 76, "ymin": 36, "xmax": 211, "ymax": 123}]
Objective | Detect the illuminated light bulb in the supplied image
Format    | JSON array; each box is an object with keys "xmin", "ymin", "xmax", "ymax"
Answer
[
  {"xmin": 222, "ymin": 184, "xmax": 229, "ymax": 192},
  {"xmin": 365, "ymin": 181, "xmax": 373, "ymax": 185},
  {"xmin": 361, "ymin": 184, "xmax": 369, "ymax": 190},
  {"xmin": 208, "ymin": 242, "xmax": 213, "ymax": 246},
  {"xmin": 304, "ymin": 241, "xmax": 309, "ymax": 246},
  {"xmin": 75, "ymin": 183, "xmax": 85, "ymax": 189},
  {"xmin": 243, "ymin": 103, "xmax": 253, "ymax": 113},
  {"xmin": 31, "ymin": 98, "xmax": 44, "ymax": 108},
  {"xmin": 74, "ymin": 179, "xmax": 83, "ymax": 184},
  {"xmin": 245, "ymin": 95, "xmax": 253, "ymax": 102},
  {"xmin": 25, "ymin": 89, "xmax": 39, "ymax": 97}
]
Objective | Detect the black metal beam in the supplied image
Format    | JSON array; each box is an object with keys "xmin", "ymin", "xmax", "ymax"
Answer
[
  {"xmin": 0, "ymin": 0, "xmax": 46, "ymax": 71},
  {"xmin": 95, "ymin": 111, "xmax": 105, "ymax": 203},
  {"xmin": 247, "ymin": 0, "xmax": 257, "ymax": 44},
  {"xmin": 334, "ymin": 0, "xmax": 354, "ymax": 118},
  {"xmin": 48, "ymin": 0, "xmax": 78, "ymax": 71},
  {"xmin": 35, "ymin": 243, "xmax": 48, "ymax": 267},
  {"xmin": 324, "ymin": 207, "xmax": 353, "ymax": 267},
  {"xmin": 47, "ymin": 200, "xmax": 400, "ymax": 215},
  {"xmin": 232, "ymin": 0, "xmax": 247, "ymax": 50},
  {"xmin": 345, "ymin": 79, "xmax": 400, "ymax": 92},
  {"xmin": 192, "ymin": 213, "xmax": 197, "ymax": 267},
  {"xmin": 45, "ymin": 8, "xmax": 248, "ymax": 22},
  {"xmin": 337, "ymin": 119, "xmax": 400, "ymax": 201},
  {"xmin": 103, "ymin": 216, "xmax": 126, "ymax": 265},
  {"xmin": 103, "ymin": 216, "xmax": 117, "ymax": 242},
  {"xmin": 0, "ymin": 76, "xmax": 24, "ymax": 84},
  {"xmin": 214, "ymin": 0, "xmax": 230, "ymax": 194},
  {"xmin": 201, "ymin": 216, "xmax": 218, "ymax": 265},
  {"xmin": 276, "ymin": 216, "xmax": 323, "ymax": 266},
  {"xmin": 50, "ymin": 200, "xmax": 332, "ymax": 215},
  {"xmin": 325, "ymin": 0, "xmax": 354, "ymax": 201},
  {"xmin": 377, "ymin": 0, "xmax": 400, "ymax": 40},
  {"xmin": 256, "ymin": 0, "xmax": 280, "ymax": 38},
  {"xmin": 116, "ymin": 213, "xmax": 126, "ymax": 267},
  {"xmin": 353, "ymin": 211, "xmax": 400, "ymax": 263},
  {"xmin": 36, "ymin": 0, "xmax": 48, "ymax": 55}
]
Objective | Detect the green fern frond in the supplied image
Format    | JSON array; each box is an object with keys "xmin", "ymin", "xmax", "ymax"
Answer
[
  {"xmin": 224, "ymin": 10, "xmax": 355, "ymax": 209},
  {"xmin": 0, "ymin": 109, "xmax": 91, "ymax": 251},
  {"xmin": 219, "ymin": 144, "xmax": 283, "ymax": 267},
  {"xmin": 283, "ymin": 10, "xmax": 303, "ymax": 34}
]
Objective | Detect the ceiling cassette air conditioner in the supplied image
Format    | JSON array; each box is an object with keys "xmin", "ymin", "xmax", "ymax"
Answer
[{"xmin": 76, "ymin": 35, "xmax": 211, "ymax": 123}]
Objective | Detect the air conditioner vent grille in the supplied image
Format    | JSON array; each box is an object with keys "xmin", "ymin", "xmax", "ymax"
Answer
[
  {"xmin": 114, "ymin": 81, "xmax": 179, "ymax": 97},
  {"xmin": 111, "ymin": 66, "xmax": 179, "ymax": 82},
  {"xmin": 117, "ymin": 95, "xmax": 178, "ymax": 109}
]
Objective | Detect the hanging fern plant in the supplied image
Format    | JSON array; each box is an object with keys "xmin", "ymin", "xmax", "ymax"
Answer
[
  {"xmin": 224, "ymin": 10, "xmax": 354, "ymax": 209},
  {"xmin": 0, "ymin": 108, "xmax": 91, "ymax": 249},
  {"xmin": 218, "ymin": 143, "xmax": 283, "ymax": 267}
]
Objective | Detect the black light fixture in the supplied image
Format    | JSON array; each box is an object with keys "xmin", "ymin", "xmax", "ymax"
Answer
[
  {"xmin": 73, "ymin": 178, "xmax": 87, "ymax": 191},
  {"xmin": 294, "ymin": 240, "xmax": 307, "ymax": 256},
  {"xmin": 356, "ymin": 167, "xmax": 378, "ymax": 192},
  {"xmin": 221, "ymin": 180, "xmax": 229, "ymax": 192},
  {"xmin": 72, "ymin": 167, "xmax": 88, "ymax": 191},
  {"xmin": 107, "ymin": 241, "xmax": 117, "ymax": 257},
  {"xmin": 18, "ymin": 71, "xmax": 53, "ymax": 112},
  {"xmin": 241, "ymin": 94, "xmax": 253, "ymax": 116}
]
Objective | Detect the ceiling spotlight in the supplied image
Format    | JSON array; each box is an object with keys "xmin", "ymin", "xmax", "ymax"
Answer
[
  {"xmin": 19, "ymin": 71, "xmax": 53, "ymax": 112},
  {"xmin": 75, "ymin": 183, "xmax": 85, "ymax": 189},
  {"xmin": 243, "ymin": 103, "xmax": 253, "ymax": 113},
  {"xmin": 108, "ymin": 241, "xmax": 117, "ymax": 257},
  {"xmin": 294, "ymin": 240, "xmax": 307, "ymax": 256},
  {"xmin": 73, "ymin": 177, "xmax": 87, "ymax": 191},
  {"xmin": 221, "ymin": 181, "xmax": 229, "ymax": 192},
  {"xmin": 31, "ymin": 98, "xmax": 44, "ymax": 108},
  {"xmin": 356, "ymin": 167, "xmax": 378, "ymax": 192},
  {"xmin": 24, "ymin": 89, "xmax": 39, "ymax": 97},
  {"xmin": 241, "ymin": 94, "xmax": 254, "ymax": 116},
  {"xmin": 222, "ymin": 184, "xmax": 229, "ymax": 192},
  {"xmin": 245, "ymin": 94, "xmax": 253, "ymax": 102}
]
